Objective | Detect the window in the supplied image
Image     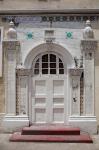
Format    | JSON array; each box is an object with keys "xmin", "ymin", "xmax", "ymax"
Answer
[{"xmin": 33, "ymin": 53, "xmax": 64, "ymax": 75}]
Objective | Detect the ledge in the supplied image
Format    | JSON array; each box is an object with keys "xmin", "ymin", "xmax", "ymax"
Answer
[{"xmin": 0, "ymin": 9, "xmax": 99, "ymax": 15}]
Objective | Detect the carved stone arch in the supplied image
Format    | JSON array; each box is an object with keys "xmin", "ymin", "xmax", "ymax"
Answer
[{"xmin": 24, "ymin": 43, "xmax": 74, "ymax": 70}]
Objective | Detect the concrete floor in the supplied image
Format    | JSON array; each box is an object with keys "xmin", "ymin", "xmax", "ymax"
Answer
[{"xmin": 0, "ymin": 134, "xmax": 99, "ymax": 150}]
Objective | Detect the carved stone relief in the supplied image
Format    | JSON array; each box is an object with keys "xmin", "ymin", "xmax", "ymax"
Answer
[
  {"xmin": 80, "ymin": 72, "xmax": 84, "ymax": 115},
  {"xmin": 16, "ymin": 75, "xmax": 28, "ymax": 115},
  {"xmin": 83, "ymin": 20, "xmax": 94, "ymax": 39},
  {"xmin": 74, "ymin": 56, "xmax": 83, "ymax": 68},
  {"xmin": 85, "ymin": 52, "xmax": 93, "ymax": 60},
  {"xmin": 16, "ymin": 75, "xmax": 20, "ymax": 115},
  {"xmin": 69, "ymin": 68, "xmax": 83, "ymax": 115},
  {"xmin": 16, "ymin": 69, "xmax": 30, "ymax": 115},
  {"xmin": 81, "ymin": 40, "xmax": 97, "ymax": 51},
  {"xmin": 3, "ymin": 41, "xmax": 20, "ymax": 50}
]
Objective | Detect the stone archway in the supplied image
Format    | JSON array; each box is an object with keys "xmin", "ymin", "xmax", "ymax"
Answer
[
  {"xmin": 24, "ymin": 43, "xmax": 74, "ymax": 69},
  {"xmin": 3, "ymin": 40, "xmax": 97, "ymax": 133},
  {"xmin": 22, "ymin": 43, "xmax": 74, "ymax": 125},
  {"xmin": 30, "ymin": 52, "xmax": 67, "ymax": 124}
]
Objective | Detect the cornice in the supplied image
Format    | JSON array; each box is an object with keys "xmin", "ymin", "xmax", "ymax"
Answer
[{"xmin": 0, "ymin": 9, "xmax": 99, "ymax": 15}]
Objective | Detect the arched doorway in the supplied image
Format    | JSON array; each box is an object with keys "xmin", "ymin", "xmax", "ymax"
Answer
[{"xmin": 31, "ymin": 52, "xmax": 67, "ymax": 124}]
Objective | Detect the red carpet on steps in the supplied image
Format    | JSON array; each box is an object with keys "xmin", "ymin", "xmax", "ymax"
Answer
[
  {"xmin": 21, "ymin": 126, "xmax": 80, "ymax": 135},
  {"xmin": 9, "ymin": 125, "xmax": 93, "ymax": 143}
]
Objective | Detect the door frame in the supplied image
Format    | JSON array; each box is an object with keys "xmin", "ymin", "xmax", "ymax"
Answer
[
  {"xmin": 28, "ymin": 51, "xmax": 70, "ymax": 125},
  {"xmin": 28, "ymin": 72, "xmax": 69, "ymax": 125}
]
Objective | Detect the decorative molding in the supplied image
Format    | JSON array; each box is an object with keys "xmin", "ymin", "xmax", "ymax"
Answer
[
  {"xmin": 26, "ymin": 32, "xmax": 33, "ymax": 40},
  {"xmin": 45, "ymin": 37, "xmax": 55, "ymax": 43},
  {"xmin": 16, "ymin": 69, "xmax": 32, "ymax": 76},
  {"xmin": 66, "ymin": 32, "xmax": 73, "ymax": 39},
  {"xmin": 2, "ymin": 15, "xmax": 99, "ymax": 24},
  {"xmin": 2, "ymin": 15, "xmax": 99, "ymax": 28},
  {"xmin": 16, "ymin": 76, "xmax": 20, "ymax": 115},
  {"xmin": 69, "ymin": 68, "xmax": 83, "ymax": 76},
  {"xmin": 80, "ymin": 73, "xmax": 84, "ymax": 115},
  {"xmin": 81, "ymin": 40, "xmax": 97, "ymax": 51},
  {"xmin": 3, "ymin": 41, "xmax": 20, "ymax": 50},
  {"xmin": 16, "ymin": 75, "xmax": 28, "ymax": 115}
]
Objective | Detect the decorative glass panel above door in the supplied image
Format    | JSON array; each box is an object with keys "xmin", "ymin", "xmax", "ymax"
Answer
[{"xmin": 33, "ymin": 53, "xmax": 64, "ymax": 75}]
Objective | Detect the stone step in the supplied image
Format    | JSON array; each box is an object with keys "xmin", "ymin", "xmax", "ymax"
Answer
[
  {"xmin": 10, "ymin": 132, "xmax": 93, "ymax": 143},
  {"xmin": 21, "ymin": 126, "xmax": 80, "ymax": 135}
]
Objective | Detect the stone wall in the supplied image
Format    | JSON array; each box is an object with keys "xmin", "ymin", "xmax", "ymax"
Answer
[
  {"xmin": 0, "ymin": 0, "xmax": 99, "ymax": 11},
  {"xmin": 95, "ymin": 43, "xmax": 99, "ymax": 125},
  {"xmin": 0, "ymin": 14, "xmax": 99, "ymax": 128}
]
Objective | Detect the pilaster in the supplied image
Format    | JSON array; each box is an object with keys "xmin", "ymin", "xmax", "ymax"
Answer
[
  {"xmin": 3, "ymin": 41, "xmax": 20, "ymax": 115},
  {"xmin": 2, "ymin": 41, "xmax": 29, "ymax": 131},
  {"xmin": 81, "ymin": 40, "xmax": 97, "ymax": 115},
  {"xmin": 69, "ymin": 68, "xmax": 83, "ymax": 116},
  {"xmin": 16, "ymin": 68, "xmax": 31, "ymax": 115}
]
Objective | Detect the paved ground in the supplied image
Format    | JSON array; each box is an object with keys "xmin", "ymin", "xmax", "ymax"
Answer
[{"xmin": 0, "ymin": 134, "xmax": 99, "ymax": 150}]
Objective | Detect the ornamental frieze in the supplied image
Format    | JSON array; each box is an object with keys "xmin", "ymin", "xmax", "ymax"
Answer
[
  {"xmin": 2, "ymin": 15, "xmax": 99, "ymax": 23},
  {"xmin": 3, "ymin": 41, "xmax": 20, "ymax": 50},
  {"xmin": 16, "ymin": 69, "xmax": 32, "ymax": 76},
  {"xmin": 81, "ymin": 40, "xmax": 97, "ymax": 51},
  {"xmin": 1, "ymin": 15, "xmax": 99, "ymax": 28},
  {"xmin": 69, "ymin": 68, "xmax": 83, "ymax": 76}
]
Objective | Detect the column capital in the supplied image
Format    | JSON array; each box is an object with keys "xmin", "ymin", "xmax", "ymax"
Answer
[
  {"xmin": 3, "ymin": 40, "xmax": 20, "ymax": 51},
  {"xmin": 69, "ymin": 68, "xmax": 83, "ymax": 76},
  {"xmin": 81, "ymin": 40, "xmax": 97, "ymax": 52},
  {"xmin": 16, "ymin": 68, "xmax": 31, "ymax": 76}
]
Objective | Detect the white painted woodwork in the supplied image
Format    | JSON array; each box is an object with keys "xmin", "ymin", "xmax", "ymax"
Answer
[
  {"xmin": 31, "ymin": 52, "xmax": 67, "ymax": 124},
  {"xmin": 32, "ymin": 76, "xmax": 66, "ymax": 124}
]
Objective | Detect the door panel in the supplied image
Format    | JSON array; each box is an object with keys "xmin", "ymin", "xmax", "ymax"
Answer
[
  {"xmin": 53, "ymin": 108, "xmax": 64, "ymax": 122},
  {"xmin": 32, "ymin": 79, "xmax": 47, "ymax": 123},
  {"xmin": 35, "ymin": 108, "xmax": 46, "ymax": 123},
  {"xmin": 31, "ymin": 52, "xmax": 67, "ymax": 124},
  {"xmin": 35, "ymin": 98, "xmax": 46, "ymax": 104},
  {"xmin": 52, "ymin": 80, "xmax": 64, "ymax": 123},
  {"xmin": 35, "ymin": 80, "xmax": 46, "ymax": 95},
  {"xmin": 32, "ymin": 78, "xmax": 66, "ymax": 124},
  {"xmin": 53, "ymin": 80, "xmax": 64, "ymax": 95}
]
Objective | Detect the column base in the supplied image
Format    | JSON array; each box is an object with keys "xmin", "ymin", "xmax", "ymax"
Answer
[
  {"xmin": 69, "ymin": 116, "xmax": 97, "ymax": 134},
  {"xmin": 2, "ymin": 115, "xmax": 29, "ymax": 132}
]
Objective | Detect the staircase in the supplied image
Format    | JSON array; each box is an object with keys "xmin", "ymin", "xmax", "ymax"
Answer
[{"xmin": 9, "ymin": 125, "xmax": 93, "ymax": 143}]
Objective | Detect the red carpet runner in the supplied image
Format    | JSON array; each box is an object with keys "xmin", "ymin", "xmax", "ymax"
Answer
[{"xmin": 9, "ymin": 125, "xmax": 93, "ymax": 143}]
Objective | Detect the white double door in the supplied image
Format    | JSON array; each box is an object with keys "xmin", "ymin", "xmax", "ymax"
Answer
[{"xmin": 32, "ymin": 76, "xmax": 67, "ymax": 124}]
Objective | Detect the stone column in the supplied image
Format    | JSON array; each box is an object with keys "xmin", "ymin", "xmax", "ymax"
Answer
[
  {"xmin": 3, "ymin": 41, "xmax": 29, "ymax": 131},
  {"xmin": 3, "ymin": 41, "xmax": 20, "ymax": 115},
  {"xmin": 69, "ymin": 20, "xmax": 97, "ymax": 134},
  {"xmin": 81, "ymin": 40, "xmax": 97, "ymax": 115},
  {"xmin": 69, "ymin": 69, "xmax": 83, "ymax": 116},
  {"xmin": 2, "ymin": 21, "xmax": 29, "ymax": 131}
]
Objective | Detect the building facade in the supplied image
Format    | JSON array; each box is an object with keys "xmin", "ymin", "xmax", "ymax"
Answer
[{"xmin": 0, "ymin": 0, "xmax": 99, "ymax": 134}]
